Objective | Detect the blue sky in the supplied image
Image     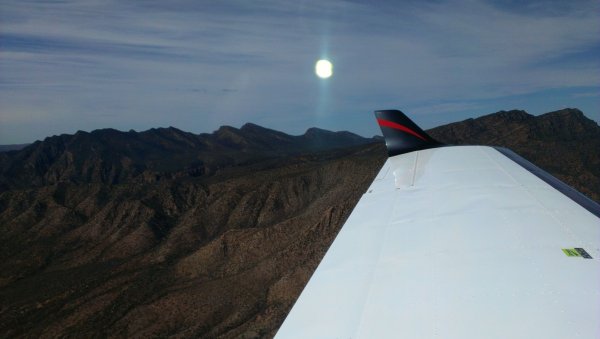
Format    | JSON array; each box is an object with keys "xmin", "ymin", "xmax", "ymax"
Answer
[{"xmin": 1, "ymin": 0, "xmax": 599, "ymax": 144}]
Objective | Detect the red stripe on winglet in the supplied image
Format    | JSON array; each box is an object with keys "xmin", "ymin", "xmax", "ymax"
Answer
[{"xmin": 377, "ymin": 118, "xmax": 427, "ymax": 141}]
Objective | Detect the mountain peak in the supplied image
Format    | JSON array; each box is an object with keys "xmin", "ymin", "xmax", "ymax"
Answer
[
  {"xmin": 304, "ymin": 127, "xmax": 333, "ymax": 136},
  {"xmin": 488, "ymin": 109, "xmax": 532, "ymax": 121},
  {"xmin": 547, "ymin": 107, "xmax": 583, "ymax": 114},
  {"xmin": 542, "ymin": 108, "xmax": 585, "ymax": 120},
  {"xmin": 240, "ymin": 122, "xmax": 265, "ymax": 131},
  {"xmin": 215, "ymin": 125, "xmax": 238, "ymax": 133},
  {"xmin": 534, "ymin": 108, "xmax": 598, "ymax": 140}
]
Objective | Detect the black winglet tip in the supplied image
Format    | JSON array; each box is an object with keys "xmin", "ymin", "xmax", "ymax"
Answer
[{"xmin": 374, "ymin": 109, "xmax": 442, "ymax": 157}]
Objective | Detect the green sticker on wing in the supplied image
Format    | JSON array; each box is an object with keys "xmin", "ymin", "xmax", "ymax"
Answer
[{"xmin": 562, "ymin": 248, "xmax": 593, "ymax": 259}]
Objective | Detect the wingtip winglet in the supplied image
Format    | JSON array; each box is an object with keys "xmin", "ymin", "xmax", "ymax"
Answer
[{"xmin": 375, "ymin": 109, "xmax": 442, "ymax": 157}]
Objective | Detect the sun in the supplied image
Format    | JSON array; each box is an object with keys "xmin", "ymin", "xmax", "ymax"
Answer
[{"xmin": 315, "ymin": 59, "xmax": 333, "ymax": 79}]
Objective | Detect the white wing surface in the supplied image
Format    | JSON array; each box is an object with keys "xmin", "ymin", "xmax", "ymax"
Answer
[{"xmin": 275, "ymin": 111, "xmax": 600, "ymax": 339}]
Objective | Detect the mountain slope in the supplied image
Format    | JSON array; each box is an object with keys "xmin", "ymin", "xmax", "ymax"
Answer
[
  {"xmin": 0, "ymin": 109, "xmax": 598, "ymax": 337},
  {"xmin": 0, "ymin": 125, "xmax": 384, "ymax": 337}
]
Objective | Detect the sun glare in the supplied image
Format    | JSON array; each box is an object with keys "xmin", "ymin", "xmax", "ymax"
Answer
[{"xmin": 315, "ymin": 59, "xmax": 333, "ymax": 79}]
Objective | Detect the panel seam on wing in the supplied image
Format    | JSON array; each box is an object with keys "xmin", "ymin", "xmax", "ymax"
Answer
[{"xmin": 410, "ymin": 150, "xmax": 419, "ymax": 186}]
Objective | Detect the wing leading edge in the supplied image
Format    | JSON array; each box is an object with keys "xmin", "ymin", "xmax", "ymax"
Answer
[{"xmin": 275, "ymin": 110, "xmax": 600, "ymax": 339}]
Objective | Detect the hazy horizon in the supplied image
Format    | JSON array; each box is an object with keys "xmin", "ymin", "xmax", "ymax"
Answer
[{"xmin": 0, "ymin": 107, "xmax": 595, "ymax": 146}]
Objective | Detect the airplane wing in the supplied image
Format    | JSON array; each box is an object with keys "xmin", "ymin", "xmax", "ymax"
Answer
[{"xmin": 275, "ymin": 110, "xmax": 600, "ymax": 338}]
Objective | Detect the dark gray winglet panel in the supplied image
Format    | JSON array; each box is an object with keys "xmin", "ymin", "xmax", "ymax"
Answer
[{"xmin": 374, "ymin": 110, "xmax": 443, "ymax": 157}]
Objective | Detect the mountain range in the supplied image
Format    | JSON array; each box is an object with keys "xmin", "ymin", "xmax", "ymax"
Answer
[
  {"xmin": 0, "ymin": 124, "xmax": 372, "ymax": 190},
  {"xmin": 0, "ymin": 108, "xmax": 598, "ymax": 337}
]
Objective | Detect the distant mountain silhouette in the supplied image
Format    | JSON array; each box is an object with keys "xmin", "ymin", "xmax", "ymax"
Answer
[
  {"xmin": 0, "ymin": 109, "xmax": 598, "ymax": 337},
  {"xmin": 0, "ymin": 144, "xmax": 29, "ymax": 152},
  {"xmin": 0, "ymin": 125, "xmax": 376, "ymax": 190}
]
